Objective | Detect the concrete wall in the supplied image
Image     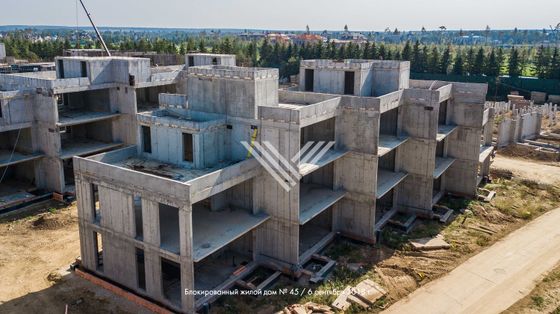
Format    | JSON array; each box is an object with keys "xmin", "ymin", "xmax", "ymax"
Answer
[
  {"xmin": 371, "ymin": 60, "xmax": 410, "ymax": 96},
  {"xmin": 187, "ymin": 66, "xmax": 279, "ymax": 119},
  {"xmin": 185, "ymin": 54, "xmax": 236, "ymax": 67},
  {"xmin": 298, "ymin": 60, "xmax": 410, "ymax": 97},
  {"xmin": 0, "ymin": 93, "xmax": 33, "ymax": 131},
  {"xmin": 0, "ymin": 43, "xmax": 6, "ymax": 60},
  {"xmin": 497, "ymin": 112, "xmax": 542, "ymax": 147}
]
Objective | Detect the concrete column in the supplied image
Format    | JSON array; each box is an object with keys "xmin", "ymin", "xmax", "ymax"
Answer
[
  {"xmin": 144, "ymin": 248, "xmax": 163, "ymax": 300},
  {"xmin": 179, "ymin": 206, "xmax": 195, "ymax": 312}
]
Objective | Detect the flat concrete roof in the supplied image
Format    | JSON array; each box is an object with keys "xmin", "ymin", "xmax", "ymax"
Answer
[{"xmin": 113, "ymin": 157, "xmax": 236, "ymax": 183}]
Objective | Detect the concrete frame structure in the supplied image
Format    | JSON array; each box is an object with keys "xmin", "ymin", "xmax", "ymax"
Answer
[
  {"xmin": 0, "ymin": 53, "xmax": 235, "ymax": 211},
  {"xmin": 72, "ymin": 59, "xmax": 489, "ymax": 313},
  {"xmin": 0, "ymin": 43, "xmax": 6, "ymax": 62}
]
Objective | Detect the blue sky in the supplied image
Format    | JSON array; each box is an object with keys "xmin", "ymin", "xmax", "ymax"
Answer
[{"xmin": 2, "ymin": 0, "xmax": 560, "ymax": 31}]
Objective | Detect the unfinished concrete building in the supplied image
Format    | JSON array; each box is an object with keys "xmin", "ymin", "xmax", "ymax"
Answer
[
  {"xmin": 0, "ymin": 53, "xmax": 236, "ymax": 211},
  {"xmin": 72, "ymin": 59, "xmax": 490, "ymax": 313}
]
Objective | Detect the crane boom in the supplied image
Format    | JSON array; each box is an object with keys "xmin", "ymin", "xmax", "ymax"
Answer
[{"xmin": 78, "ymin": 0, "xmax": 111, "ymax": 56}]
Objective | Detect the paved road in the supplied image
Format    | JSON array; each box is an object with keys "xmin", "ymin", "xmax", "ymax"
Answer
[{"xmin": 383, "ymin": 208, "xmax": 560, "ymax": 314}]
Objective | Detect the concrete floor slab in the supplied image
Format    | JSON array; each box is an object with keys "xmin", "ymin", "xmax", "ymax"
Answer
[
  {"xmin": 437, "ymin": 124, "xmax": 459, "ymax": 142},
  {"xmin": 192, "ymin": 207, "xmax": 269, "ymax": 262},
  {"xmin": 433, "ymin": 157, "xmax": 456, "ymax": 179},
  {"xmin": 479, "ymin": 145, "xmax": 494, "ymax": 163},
  {"xmin": 376, "ymin": 169, "xmax": 408, "ymax": 199},
  {"xmin": 299, "ymin": 149, "xmax": 348, "ymax": 177},
  {"xmin": 60, "ymin": 139, "xmax": 123, "ymax": 160},
  {"xmin": 0, "ymin": 150, "xmax": 43, "ymax": 168},
  {"xmin": 378, "ymin": 135, "xmax": 409, "ymax": 157},
  {"xmin": 299, "ymin": 183, "xmax": 345, "ymax": 225},
  {"xmin": 57, "ymin": 111, "xmax": 121, "ymax": 128}
]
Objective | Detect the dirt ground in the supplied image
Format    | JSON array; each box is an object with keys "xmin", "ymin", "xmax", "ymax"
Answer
[
  {"xmin": 493, "ymin": 154, "xmax": 560, "ymax": 185},
  {"xmin": 503, "ymin": 264, "xmax": 560, "ymax": 314},
  {"xmin": 212, "ymin": 166, "xmax": 560, "ymax": 313},
  {"xmin": 0, "ymin": 202, "xmax": 151, "ymax": 314},
  {"xmin": 1, "ymin": 152, "xmax": 559, "ymax": 314}
]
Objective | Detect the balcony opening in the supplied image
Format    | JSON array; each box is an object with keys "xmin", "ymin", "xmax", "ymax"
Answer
[
  {"xmin": 136, "ymin": 84, "xmax": 177, "ymax": 112},
  {"xmin": 142, "ymin": 126, "xmax": 152, "ymax": 154},
  {"xmin": 299, "ymin": 162, "xmax": 344, "ymax": 236},
  {"xmin": 136, "ymin": 248, "xmax": 146, "ymax": 290},
  {"xmin": 212, "ymin": 57, "xmax": 218, "ymax": 65},
  {"xmin": 182, "ymin": 133, "xmax": 193, "ymax": 162},
  {"xmin": 191, "ymin": 179, "xmax": 268, "ymax": 263},
  {"xmin": 304, "ymin": 69, "xmax": 314, "ymax": 92},
  {"xmin": 134, "ymin": 196, "xmax": 143, "ymax": 240},
  {"xmin": 159, "ymin": 203, "xmax": 180, "ymax": 254},
  {"xmin": 344, "ymin": 71, "xmax": 355, "ymax": 95},
  {"xmin": 436, "ymin": 139, "xmax": 445, "ymax": 158},
  {"xmin": 91, "ymin": 183, "xmax": 100, "ymax": 222},
  {"xmin": 380, "ymin": 107, "xmax": 399, "ymax": 137},
  {"xmin": 62, "ymin": 158, "xmax": 75, "ymax": 187},
  {"xmin": 58, "ymin": 59, "xmax": 65, "ymax": 78},
  {"xmin": 377, "ymin": 148, "xmax": 407, "ymax": 201},
  {"xmin": 439, "ymin": 100, "xmax": 448, "ymax": 125},
  {"xmin": 161, "ymin": 257, "xmax": 181, "ymax": 307},
  {"xmin": 80, "ymin": 61, "xmax": 87, "ymax": 78},
  {"xmin": 93, "ymin": 231, "xmax": 103, "ymax": 271},
  {"xmin": 188, "ymin": 56, "xmax": 195, "ymax": 67},
  {"xmin": 433, "ymin": 177, "xmax": 442, "ymax": 198},
  {"xmin": 194, "ymin": 232, "xmax": 253, "ymax": 299},
  {"xmin": 299, "ymin": 206, "xmax": 333, "ymax": 257},
  {"xmin": 60, "ymin": 120, "xmax": 116, "ymax": 159},
  {"xmin": 300, "ymin": 117, "xmax": 335, "ymax": 150},
  {"xmin": 0, "ymin": 161, "xmax": 42, "ymax": 211},
  {"xmin": 57, "ymin": 89, "xmax": 112, "ymax": 119}
]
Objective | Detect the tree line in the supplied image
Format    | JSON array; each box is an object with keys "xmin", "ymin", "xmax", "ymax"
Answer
[{"xmin": 2, "ymin": 33, "xmax": 560, "ymax": 80}]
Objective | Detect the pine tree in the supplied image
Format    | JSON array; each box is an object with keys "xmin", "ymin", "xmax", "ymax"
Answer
[
  {"xmin": 369, "ymin": 42, "xmax": 377, "ymax": 59},
  {"xmin": 428, "ymin": 46, "xmax": 440, "ymax": 73},
  {"xmin": 534, "ymin": 45, "xmax": 549, "ymax": 78},
  {"xmin": 508, "ymin": 48, "xmax": 521, "ymax": 77},
  {"xmin": 378, "ymin": 44, "xmax": 387, "ymax": 60},
  {"xmin": 198, "ymin": 39, "xmax": 207, "ymax": 53},
  {"xmin": 420, "ymin": 46, "xmax": 429, "ymax": 73},
  {"xmin": 465, "ymin": 47, "xmax": 475, "ymax": 75},
  {"xmin": 259, "ymin": 39, "xmax": 272, "ymax": 66},
  {"xmin": 452, "ymin": 51, "xmax": 464, "ymax": 75},
  {"xmin": 328, "ymin": 41, "xmax": 336, "ymax": 59},
  {"xmin": 485, "ymin": 49, "xmax": 500, "ymax": 77},
  {"xmin": 549, "ymin": 48, "xmax": 560, "ymax": 79},
  {"xmin": 220, "ymin": 38, "xmax": 233, "ymax": 54},
  {"xmin": 411, "ymin": 41, "xmax": 422, "ymax": 72},
  {"xmin": 362, "ymin": 42, "xmax": 371, "ymax": 59},
  {"xmin": 472, "ymin": 47, "xmax": 485, "ymax": 75},
  {"xmin": 440, "ymin": 46, "xmax": 452, "ymax": 74},
  {"xmin": 337, "ymin": 44, "xmax": 346, "ymax": 60},
  {"xmin": 401, "ymin": 40, "xmax": 412, "ymax": 61},
  {"xmin": 496, "ymin": 48, "xmax": 505, "ymax": 76}
]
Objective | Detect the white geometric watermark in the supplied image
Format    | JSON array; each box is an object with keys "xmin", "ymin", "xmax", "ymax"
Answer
[{"xmin": 241, "ymin": 140, "xmax": 335, "ymax": 191}]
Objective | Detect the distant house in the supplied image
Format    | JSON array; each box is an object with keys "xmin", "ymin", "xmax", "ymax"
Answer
[
  {"xmin": 332, "ymin": 31, "xmax": 368, "ymax": 46},
  {"xmin": 292, "ymin": 33, "xmax": 326, "ymax": 46},
  {"xmin": 239, "ymin": 32, "xmax": 266, "ymax": 41},
  {"xmin": 266, "ymin": 33, "xmax": 291, "ymax": 45}
]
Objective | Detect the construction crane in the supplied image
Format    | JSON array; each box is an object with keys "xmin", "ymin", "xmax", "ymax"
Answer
[{"xmin": 78, "ymin": 0, "xmax": 111, "ymax": 56}]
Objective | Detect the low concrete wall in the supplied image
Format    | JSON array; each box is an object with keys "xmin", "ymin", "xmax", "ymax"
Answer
[{"xmin": 497, "ymin": 112, "xmax": 542, "ymax": 147}]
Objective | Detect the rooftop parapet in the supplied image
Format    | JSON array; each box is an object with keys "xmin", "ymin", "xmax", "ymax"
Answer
[
  {"xmin": 187, "ymin": 66, "xmax": 279, "ymax": 118},
  {"xmin": 187, "ymin": 65, "xmax": 279, "ymax": 80},
  {"xmin": 301, "ymin": 59, "xmax": 410, "ymax": 71},
  {"xmin": 301, "ymin": 59, "xmax": 376, "ymax": 70},
  {"xmin": 185, "ymin": 53, "xmax": 236, "ymax": 67}
]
